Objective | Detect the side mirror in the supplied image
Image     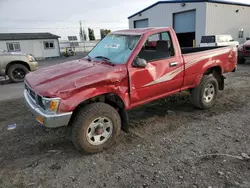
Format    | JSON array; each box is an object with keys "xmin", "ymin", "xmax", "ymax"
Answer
[{"xmin": 133, "ymin": 57, "xmax": 147, "ymax": 68}]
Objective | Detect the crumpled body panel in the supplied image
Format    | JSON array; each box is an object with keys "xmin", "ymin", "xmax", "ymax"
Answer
[{"xmin": 25, "ymin": 59, "xmax": 129, "ymax": 112}]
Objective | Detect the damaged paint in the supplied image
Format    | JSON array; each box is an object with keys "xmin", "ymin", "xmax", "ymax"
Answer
[
  {"xmin": 25, "ymin": 58, "xmax": 129, "ymax": 112},
  {"xmin": 143, "ymin": 66, "xmax": 183, "ymax": 87},
  {"xmin": 146, "ymin": 63, "xmax": 158, "ymax": 81}
]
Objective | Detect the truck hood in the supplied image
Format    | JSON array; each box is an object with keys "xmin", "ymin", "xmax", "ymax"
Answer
[{"xmin": 25, "ymin": 59, "xmax": 127, "ymax": 99}]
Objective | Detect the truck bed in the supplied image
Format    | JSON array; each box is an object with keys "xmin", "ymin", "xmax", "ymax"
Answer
[
  {"xmin": 181, "ymin": 45, "xmax": 236, "ymax": 84},
  {"xmin": 181, "ymin": 46, "xmax": 226, "ymax": 54}
]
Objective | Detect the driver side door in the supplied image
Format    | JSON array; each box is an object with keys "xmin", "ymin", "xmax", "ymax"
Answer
[{"xmin": 128, "ymin": 31, "xmax": 184, "ymax": 107}]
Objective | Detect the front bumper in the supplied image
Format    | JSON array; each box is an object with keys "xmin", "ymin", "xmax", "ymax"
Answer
[{"xmin": 24, "ymin": 89, "xmax": 72, "ymax": 128}]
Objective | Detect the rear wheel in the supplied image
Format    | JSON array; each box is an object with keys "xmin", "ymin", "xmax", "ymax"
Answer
[
  {"xmin": 71, "ymin": 102, "xmax": 121, "ymax": 154},
  {"xmin": 7, "ymin": 64, "xmax": 29, "ymax": 83},
  {"xmin": 190, "ymin": 75, "xmax": 219, "ymax": 109}
]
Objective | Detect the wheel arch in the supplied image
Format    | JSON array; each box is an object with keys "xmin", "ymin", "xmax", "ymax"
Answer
[
  {"xmin": 5, "ymin": 61, "xmax": 30, "ymax": 75},
  {"xmin": 203, "ymin": 66, "xmax": 224, "ymax": 90},
  {"xmin": 68, "ymin": 92, "xmax": 129, "ymax": 131},
  {"xmin": 75, "ymin": 93, "xmax": 126, "ymax": 109}
]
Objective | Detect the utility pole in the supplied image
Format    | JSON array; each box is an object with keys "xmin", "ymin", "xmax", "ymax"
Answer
[
  {"xmin": 80, "ymin": 20, "xmax": 87, "ymax": 52},
  {"xmin": 79, "ymin": 20, "xmax": 84, "ymax": 41},
  {"xmin": 83, "ymin": 20, "xmax": 87, "ymax": 41}
]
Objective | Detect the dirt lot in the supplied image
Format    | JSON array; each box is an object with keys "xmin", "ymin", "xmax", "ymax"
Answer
[{"xmin": 0, "ymin": 64, "xmax": 250, "ymax": 188}]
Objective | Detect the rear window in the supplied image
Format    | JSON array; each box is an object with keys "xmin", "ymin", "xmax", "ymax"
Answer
[{"xmin": 201, "ymin": 36, "xmax": 215, "ymax": 43}]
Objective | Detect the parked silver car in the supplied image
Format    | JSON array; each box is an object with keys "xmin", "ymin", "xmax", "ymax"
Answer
[{"xmin": 0, "ymin": 49, "xmax": 38, "ymax": 82}]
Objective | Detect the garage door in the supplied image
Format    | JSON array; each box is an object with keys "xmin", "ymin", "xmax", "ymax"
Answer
[
  {"xmin": 174, "ymin": 10, "xmax": 196, "ymax": 33},
  {"xmin": 134, "ymin": 19, "xmax": 148, "ymax": 28}
]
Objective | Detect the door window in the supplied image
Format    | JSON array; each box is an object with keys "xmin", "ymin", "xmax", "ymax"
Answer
[{"xmin": 138, "ymin": 31, "xmax": 174, "ymax": 62}]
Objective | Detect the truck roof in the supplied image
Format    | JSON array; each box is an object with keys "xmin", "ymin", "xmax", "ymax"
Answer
[{"xmin": 111, "ymin": 27, "xmax": 170, "ymax": 35}]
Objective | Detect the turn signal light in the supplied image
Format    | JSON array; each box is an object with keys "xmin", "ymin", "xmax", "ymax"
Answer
[{"xmin": 50, "ymin": 100, "xmax": 58, "ymax": 111}]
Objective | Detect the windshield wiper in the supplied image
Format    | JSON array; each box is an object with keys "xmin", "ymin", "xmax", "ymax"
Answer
[{"xmin": 94, "ymin": 56, "xmax": 115, "ymax": 66}]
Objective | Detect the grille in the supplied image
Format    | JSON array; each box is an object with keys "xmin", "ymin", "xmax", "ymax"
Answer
[
  {"xmin": 25, "ymin": 83, "xmax": 36, "ymax": 101},
  {"xmin": 25, "ymin": 83, "xmax": 46, "ymax": 110},
  {"xmin": 29, "ymin": 89, "xmax": 36, "ymax": 100},
  {"xmin": 245, "ymin": 46, "xmax": 250, "ymax": 51},
  {"xmin": 37, "ymin": 95, "xmax": 45, "ymax": 110}
]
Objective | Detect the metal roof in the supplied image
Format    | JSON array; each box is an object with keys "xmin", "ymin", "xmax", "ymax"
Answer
[
  {"xmin": 112, "ymin": 27, "xmax": 168, "ymax": 35},
  {"xmin": 128, "ymin": 0, "xmax": 250, "ymax": 19},
  {"xmin": 0, "ymin": 32, "xmax": 60, "ymax": 41}
]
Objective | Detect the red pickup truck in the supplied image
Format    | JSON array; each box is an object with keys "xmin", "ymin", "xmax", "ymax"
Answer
[{"xmin": 24, "ymin": 27, "xmax": 237, "ymax": 153}]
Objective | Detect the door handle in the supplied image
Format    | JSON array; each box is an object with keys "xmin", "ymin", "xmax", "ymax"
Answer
[{"xmin": 169, "ymin": 62, "xmax": 178, "ymax": 67}]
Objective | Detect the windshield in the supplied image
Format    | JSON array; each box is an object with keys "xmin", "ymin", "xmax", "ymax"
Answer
[{"xmin": 88, "ymin": 34, "xmax": 141, "ymax": 64}]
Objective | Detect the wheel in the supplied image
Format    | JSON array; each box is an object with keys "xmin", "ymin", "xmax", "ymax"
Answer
[
  {"xmin": 71, "ymin": 102, "xmax": 121, "ymax": 154},
  {"xmin": 7, "ymin": 64, "xmax": 29, "ymax": 83},
  {"xmin": 190, "ymin": 75, "xmax": 219, "ymax": 109}
]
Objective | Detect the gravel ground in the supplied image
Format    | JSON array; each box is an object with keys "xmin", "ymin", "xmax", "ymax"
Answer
[{"xmin": 0, "ymin": 64, "xmax": 250, "ymax": 188}]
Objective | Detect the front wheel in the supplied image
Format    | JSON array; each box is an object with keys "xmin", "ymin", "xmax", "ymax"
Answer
[
  {"xmin": 71, "ymin": 102, "xmax": 121, "ymax": 154},
  {"xmin": 190, "ymin": 75, "xmax": 219, "ymax": 109},
  {"xmin": 7, "ymin": 64, "xmax": 29, "ymax": 83}
]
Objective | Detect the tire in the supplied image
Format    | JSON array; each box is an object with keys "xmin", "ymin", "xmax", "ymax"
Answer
[
  {"xmin": 7, "ymin": 64, "xmax": 29, "ymax": 83},
  {"xmin": 71, "ymin": 102, "xmax": 121, "ymax": 154},
  {"xmin": 190, "ymin": 75, "xmax": 219, "ymax": 109}
]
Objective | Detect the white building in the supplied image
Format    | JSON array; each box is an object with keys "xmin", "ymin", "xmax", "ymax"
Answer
[
  {"xmin": 0, "ymin": 33, "xmax": 61, "ymax": 60},
  {"xmin": 128, "ymin": 0, "xmax": 250, "ymax": 47}
]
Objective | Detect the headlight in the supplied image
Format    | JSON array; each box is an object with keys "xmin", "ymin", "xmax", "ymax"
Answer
[
  {"xmin": 26, "ymin": 55, "xmax": 36, "ymax": 62},
  {"xmin": 41, "ymin": 97, "xmax": 60, "ymax": 113}
]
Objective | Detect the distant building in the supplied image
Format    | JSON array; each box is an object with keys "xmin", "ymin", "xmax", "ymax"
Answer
[
  {"xmin": 0, "ymin": 33, "xmax": 61, "ymax": 59},
  {"xmin": 128, "ymin": 0, "xmax": 250, "ymax": 47},
  {"xmin": 59, "ymin": 40, "xmax": 99, "ymax": 52}
]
